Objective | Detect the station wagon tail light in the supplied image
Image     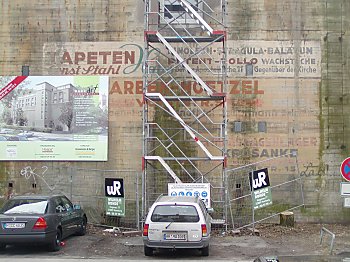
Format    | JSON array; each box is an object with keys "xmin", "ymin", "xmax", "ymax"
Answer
[
  {"xmin": 33, "ymin": 217, "xmax": 47, "ymax": 229},
  {"xmin": 143, "ymin": 224, "xmax": 149, "ymax": 236},
  {"xmin": 201, "ymin": 224, "xmax": 208, "ymax": 237}
]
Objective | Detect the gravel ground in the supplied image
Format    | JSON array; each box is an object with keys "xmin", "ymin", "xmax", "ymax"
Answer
[
  {"xmin": 66, "ymin": 223, "xmax": 350, "ymax": 259},
  {"xmin": 0, "ymin": 223, "xmax": 349, "ymax": 260}
]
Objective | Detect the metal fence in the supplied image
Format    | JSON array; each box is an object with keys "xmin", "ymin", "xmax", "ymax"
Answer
[
  {"xmin": 1, "ymin": 164, "xmax": 141, "ymax": 230},
  {"xmin": 226, "ymin": 153, "xmax": 304, "ymax": 230},
  {"xmin": 142, "ymin": 169, "xmax": 226, "ymax": 224},
  {"xmin": 1, "ymin": 154, "xmax": 304, "ymax": 232},
  {"xmin": 70, "ymin": 168, "xmax": 141, "ymax": 229}
]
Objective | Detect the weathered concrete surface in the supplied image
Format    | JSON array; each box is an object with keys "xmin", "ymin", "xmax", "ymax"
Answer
[{"xmin": 0, "ymin": 0, "xmax": 349, "ymax": 224}]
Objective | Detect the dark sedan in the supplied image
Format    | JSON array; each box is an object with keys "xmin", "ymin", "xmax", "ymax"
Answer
[{"xmin": 0, "ymin": 194, "xmax": 87, "ymax": 251}]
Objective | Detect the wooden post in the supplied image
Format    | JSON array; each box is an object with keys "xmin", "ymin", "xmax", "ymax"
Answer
[{"xmin": 279, "ymin": 211, "xmax": 294, "ymax": 227}]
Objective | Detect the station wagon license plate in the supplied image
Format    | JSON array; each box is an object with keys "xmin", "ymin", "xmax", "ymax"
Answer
[
  {"xmin": 164, "ymin": 232, "xmax": 187, "ymax": 240},
  {"xmin": 3, "ymin": 223, "xmax": 25, "ymax": 229}
]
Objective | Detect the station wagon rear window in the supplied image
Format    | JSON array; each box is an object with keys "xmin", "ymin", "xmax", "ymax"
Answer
[
  {"xmin": 1, "ymin": 199, "xmax": 48, "ymax": 215},
  {"xmin": 151, "ymin": 205, "xmax": 199, "ymax": 222}
]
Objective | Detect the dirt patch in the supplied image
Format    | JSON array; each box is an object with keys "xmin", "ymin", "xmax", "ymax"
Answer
[
  {"xmin": 257, "ymin": 223, "xmax": 350, "ymax": 254},
  {"xmin": 225, "ymin": 223, "xmax": 350, "ymax": 259}
]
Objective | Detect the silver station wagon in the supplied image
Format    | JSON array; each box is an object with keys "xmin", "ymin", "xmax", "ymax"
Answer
[{"xmin": 142, "ymin": 196, "xmax": 212, "ymax": 256}]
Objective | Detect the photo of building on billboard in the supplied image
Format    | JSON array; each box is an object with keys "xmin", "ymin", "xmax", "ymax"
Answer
[{"xmin": 0, "ymin": 76, "xmax": 109, "ymax": 161}]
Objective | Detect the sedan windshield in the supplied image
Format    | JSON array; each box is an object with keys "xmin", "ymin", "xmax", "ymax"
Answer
[
  {"xmin": 151, "ymin": 205, "xmax": 199, "ymax": 222},
  {"xmin": 1, "ymin": 199, "xmax": 48, "ymax": 214}
]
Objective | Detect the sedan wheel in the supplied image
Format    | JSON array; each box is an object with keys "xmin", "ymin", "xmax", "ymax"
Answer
[
  {"xmin": 76, "ymin": 217, "xmax": 87, "ymax": 236},
  {"xmin": 48, "ymin": 229, "xmax": 62, "ymax": 252}
]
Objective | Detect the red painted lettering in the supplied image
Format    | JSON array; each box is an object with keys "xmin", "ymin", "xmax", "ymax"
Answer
[
  {"xmin": 74, "ymin": 52, "xmax": 86, "ymax": 64},
  {"xmin": 109, "ymin": 81, "xmax": 122, "ymax": 94},
  {"xmin": 87, "ymin": 52, "xmax": 98, "ymax": 64}
]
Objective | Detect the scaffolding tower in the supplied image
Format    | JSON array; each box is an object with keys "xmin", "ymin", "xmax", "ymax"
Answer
[{"xmin": 142, "ymin": 0, "xmax": 227, "ymax": 223}]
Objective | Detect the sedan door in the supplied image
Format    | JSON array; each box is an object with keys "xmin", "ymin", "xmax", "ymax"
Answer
[
  {"xmin": 60, "ymin": 196, "xmax": 82, "ymax": 233},
  {"xmin": 53, "ymin": 197, "xmax": 75, "ymax": 238}
]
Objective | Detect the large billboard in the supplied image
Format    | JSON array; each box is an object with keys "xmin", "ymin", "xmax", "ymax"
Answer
[{"xmin": 0, "ymin": 76, "xmax": 108, "ymax": 161}]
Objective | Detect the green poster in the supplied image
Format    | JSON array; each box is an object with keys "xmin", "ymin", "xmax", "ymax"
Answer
[
  {"xmin": 106, "ymin": 197, "xmax": 125, "ymax": 217},
  {"xmin": 252, "ymin": 187, "xmax": 273, "ymax": 210}
]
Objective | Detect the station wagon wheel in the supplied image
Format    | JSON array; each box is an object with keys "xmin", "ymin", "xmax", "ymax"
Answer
[
  {"xmin": 201, "ymin": 245, "xmax": 209, "ymax": 256},
  {"xmin": 48, "ymin": 229, "xmax": 62, "ymax": 252},
  {"xmin": 77, "ymin": 216, "xmax": 87, "ymax": 236},
  {"xmin": 144, "ymin": 246, "xmax": 153, "ymax": 256}
]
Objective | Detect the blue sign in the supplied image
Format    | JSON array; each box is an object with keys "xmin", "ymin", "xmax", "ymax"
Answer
[{"xmin": 167, "ymin": 183, "xmax": 211, "ymax": 208}]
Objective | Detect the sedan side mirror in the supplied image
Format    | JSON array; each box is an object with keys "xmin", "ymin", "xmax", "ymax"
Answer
[{"xmin": 73, "ymin": 204, "xmax": 81, "ymax": 210}]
